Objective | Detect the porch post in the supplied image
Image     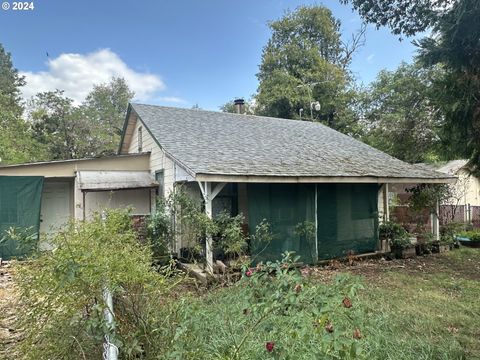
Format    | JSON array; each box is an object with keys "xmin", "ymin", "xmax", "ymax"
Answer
[
  {"xmin": 204, "ymin": 182, "xmax": 214, "ymax": 274},
  {"xmin": 431, "ymin": 200, "xmax": 440, "ymax": 241},
  {"xmin": 198, "ymin": 181, "xmax": 226, "ymax": 275},
  {"xmin": 383, "ymin": 183, "xmax": 390, "ymax": 223}
]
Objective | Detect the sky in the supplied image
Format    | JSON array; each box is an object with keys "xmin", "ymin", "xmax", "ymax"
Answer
[{"xmin": 0, "ymin": 0, "xmax": 421, "ymax": 110}]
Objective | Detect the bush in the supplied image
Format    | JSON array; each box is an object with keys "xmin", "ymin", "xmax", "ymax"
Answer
[
  {"xmin": 147, "ymin": 197, "xmax": 173, "ymax": 260},
  {"xmin": 457, "ymin": 230, "xmax": 480, "ymax": 242},
  {"xmin": 379, "ymin": 221, "xmax": 407, "ymax": 241},
  {"xmin": 213, "ymin": 211, "xmax": 248, "ymax": 259},
  {"xmin": 153, "ymin": 252, "xmax": 369, "ymax": 359},
  {"xmin": 440, "ymin": 222, "xmax": 463, "ymax": 245},
  {"xmin": 379, "ymin": 221, "xmax": 412, "ymax": 249},
  {"xmin": 147, "ymin": 188, "xmax": 249, "ymax": 264},
  {"xmin": 16, "ymin": 209, "xmax": 167, "ymax": 359}
]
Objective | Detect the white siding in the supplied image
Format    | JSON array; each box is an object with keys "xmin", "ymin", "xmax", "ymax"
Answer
[
  {"xmin": 84, "ymin": 189, "xmax": 151, "ymax": 219},
  {"xmin": 128, "ymin": 120, "xmax": 176, "ymax": 197},
  {"xmin": 457, "ymin": 169, "xmax": 480, "ymax": 206}
]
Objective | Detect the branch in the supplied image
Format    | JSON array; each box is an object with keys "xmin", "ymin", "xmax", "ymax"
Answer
[{"xmin": 340, "ymin": 23, "xmax": 367, "ymax": 70}]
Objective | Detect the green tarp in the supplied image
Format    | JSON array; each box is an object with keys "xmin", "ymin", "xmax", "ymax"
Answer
[
  {"xmin": 248, "ymin": 184, "xmax": 316, "ymax": 264},
  {"xmin": 248, "ymin": 183, "xmax": 378, "ymax": 263},
  {"xmin": 0, "ymin": 176, "xmax": 44, "ymax": 260},
  {"xmin": 317, "ymin": 184, "xmax": 378, "ymax": 260}
]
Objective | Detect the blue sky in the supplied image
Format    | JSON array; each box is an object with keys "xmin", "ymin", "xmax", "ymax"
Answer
[{"xmin": 0, "ymin": 0, "xmax": 419, "ymax": 110}]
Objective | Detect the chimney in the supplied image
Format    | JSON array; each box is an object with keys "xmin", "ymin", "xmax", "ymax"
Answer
[{"xmin": 234, "ymin": 98, "xmax": 245, "ymax": 114}]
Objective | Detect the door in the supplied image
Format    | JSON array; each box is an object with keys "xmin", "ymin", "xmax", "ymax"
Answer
[{"xmin": 40, "ymin": 182, "xmax": 72, "ymax": 246}]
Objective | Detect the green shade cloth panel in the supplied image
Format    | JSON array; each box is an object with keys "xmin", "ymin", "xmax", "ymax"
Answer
[
  {"xmin": 248, "ymin": 183, "xmax": 378, "ymax": 263},
  {"xmin": 248, "ymin": 184, "xmax": 316, "ymax": 264},
  {"xmin": 0, "ymin": 176, "xmax": 44, "ymax": 260},
  {"xmin": 317, "ymin": 184, "xmax": 378, "ymax": 260}
]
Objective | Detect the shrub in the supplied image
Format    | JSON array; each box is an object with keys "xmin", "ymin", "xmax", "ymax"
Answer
[
  {"xmin": 379, "ymin": 221, "xmax": 413, "ymax": 249},
  {"xmin": 157, "ymin": 252, "xmax": 369, "ymax": 359},
  {"xmin": 457, "ymin": 230, "xmax": 480, "ymax": 242},
  {"xmin": 440, "ymin": 222, "xmax": 464, "ymax": 245},
  {"xmin": 213, "ymin": 211, "xmax": 248, "ymax": 259},
  {"xmin": 379, "ymin": 221, "xmax": 407, "ymax": 241},
  {"xmin": 16, "ymin": 209, "xmax": 167, "ymax": 359},
  {"xmin": 147, "ymin": 197, "xmax": 173, "ymax": 261},
  {"xmin": 147, "ymin": 188, "xmax": 250, "ymax": 264}
]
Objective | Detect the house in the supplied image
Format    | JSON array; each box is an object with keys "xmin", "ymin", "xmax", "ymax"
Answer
[
  {"xmin": 391, "ymin": 160, "xmax": 480, "ymax": 227},
  {"xmin": 0, "ymin": 103, "xmax": 455, "ymax": 268},
  {"xmin": 434, "ymin": 160, "xmax": 480, "ymax": 207},
  {"xmin": 0, "ymin": 154, "xmax": 157, "ymax": 258}
]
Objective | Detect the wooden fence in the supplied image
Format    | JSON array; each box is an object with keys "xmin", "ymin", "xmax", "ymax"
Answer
[{"xmin": 392, "ymin": 204, "xmax": 480, "ymax": 230}]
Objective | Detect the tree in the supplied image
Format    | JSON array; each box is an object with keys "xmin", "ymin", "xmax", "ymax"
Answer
[
  {"xmin": 417, "ymin": 0, "xmax": 480, "ymax": 174},
  {"xmin": 30, "ymin": 90, "xmax": 92, "ymax": 160},
  {"xmin": 255, "ymin": 5, "xmax": 365, "ymax": 134},
  {"xmin": 360, "ymin": 62, "xmax": 444, "ymax": 163},
  {"xmin": 340, "ymin": 0, "xmax": 454, "ymax": 36},
  {"xmin": 82, "ymin": 77, "xmax": 134, "ymax": 155},
  {"xmin": 29, "ymin": 78, "xmax": 135, "ymax": 160},
  {"xmin": 0, "ymin": 43, "xmax": 25, "ymax": 116},
  {"xmin": 0, "ymin": 94, "xmax": 49, "ymax": 164},
  {"xmin": 342, "ymin": 0, "xmax": 480, "ymax": 173},
  {"xmin": 0, "ymin": 44, "xmax": 48, "ymax": 164}
]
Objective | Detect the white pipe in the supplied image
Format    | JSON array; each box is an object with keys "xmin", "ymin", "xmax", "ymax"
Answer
[{"xmin": 103, "ymin": 286, "xmax": 118, "ymax": 360}]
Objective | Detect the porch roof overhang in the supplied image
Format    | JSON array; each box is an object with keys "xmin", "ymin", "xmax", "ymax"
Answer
[
  {"xmin": 77, "ymin": 171, "xmax": 158, "ymax": 191},
  {"xmin": 194, "ymin": 173, "xmax": 457, "ymax": 184}
]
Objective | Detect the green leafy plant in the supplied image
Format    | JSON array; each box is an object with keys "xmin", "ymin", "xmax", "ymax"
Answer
[
  {"xmin": 147, "ymin": 197, "xmax": 173, "ymax": 261},
  {"xmin": 379, "ymin": 221, "xmax": 413, "ymax": 250},
  {"xmin": 379, "ymin": 221, "xmax": 407, "ymax": 240},
  {"xmin": 390, "ymin": 236, "xmax": 412, "ymax": 250},
  {"xmin": 457, "ymin": 230, "xmax": 480, "ymax": 242},
  {"xmin": 162, "ymin": 252, "xmax": 368, "ymax": 359},
  {"xmin": 16, "ymin": 209, "xmax": 167, "ymax": 359},
  {"xmin": 213, "ymin": 211, "xmax": 248, "ymax": 259},
  {"xmin": 295, "ymin": 220, "xmax": 317, "ymax": 261},
  {"xmin": 0, "ymin": 226, "xmax": 38, "ymax": 258},
  {"xmin": 440, "ymin": 222, "xmax": 463, "ymax": 245}
]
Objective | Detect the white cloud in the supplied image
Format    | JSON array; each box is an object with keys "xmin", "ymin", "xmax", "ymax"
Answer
[
  {"xmin": 20, "ymin": 49, "xmax": 165, "ymax": 103},
  {"xmin": 156, "ymin": 96, "xmax": 187, "ymax": 104},
  {"xmin": 366, "ymin": 53, "xmax": 375, "ymax": 63}
]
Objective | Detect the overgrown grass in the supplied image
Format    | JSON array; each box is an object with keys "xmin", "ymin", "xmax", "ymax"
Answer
[
  {"xmin": 356, "ymin": 248, "xmax": 480, "ymax": 360},
  {"xmin": 156, "ymin": 248, "xmax": 480, "ymax": 359},
  {"xmin": 10, "ymin": 216, "xmax": 480, "ymax": 360}
]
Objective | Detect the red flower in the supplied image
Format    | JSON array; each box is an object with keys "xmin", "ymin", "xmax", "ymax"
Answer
[
  {"xmin": 265, "ymin": 341, "xmax": 275, "ymax": 352},
  {"xmin": 342, "ymin": 297, "xmax": 352, "ymax": 308},
  {"xmin": 245, "ymin": 270, "xmax": 253, "ymax": 277}
]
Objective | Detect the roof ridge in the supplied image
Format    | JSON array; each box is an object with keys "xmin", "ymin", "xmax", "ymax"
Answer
[{"xmin": 131, "ymin": 102, "xmax": 333, "ymax": 128}]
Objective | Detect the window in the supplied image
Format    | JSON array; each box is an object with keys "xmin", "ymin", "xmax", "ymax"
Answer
[
  {"xmin": 138, "ymin": 126, "xmax": 143, "ymax": 153},
  {"xmin": 155, "ymin": 170, "xmax": 164, "ymax": 198}
]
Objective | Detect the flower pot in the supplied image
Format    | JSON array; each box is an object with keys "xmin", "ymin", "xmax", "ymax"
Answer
[{"xmin": 438, "ymin": 244, "xmax": 450, "ymax": 253}]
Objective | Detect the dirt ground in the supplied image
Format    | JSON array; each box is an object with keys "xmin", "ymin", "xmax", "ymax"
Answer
[
  {"xmin": 0, "ymin": 260, "xmax": 20, "ymax": 359},
  {"xmin": 301, "ymin": 249, "xmax": 480, "ymax": 283}
]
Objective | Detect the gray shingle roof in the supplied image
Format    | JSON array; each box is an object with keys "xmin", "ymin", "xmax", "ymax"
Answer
[{"xmin": 130, "ymin": 103, "xmax": 452, "ymax": 180}]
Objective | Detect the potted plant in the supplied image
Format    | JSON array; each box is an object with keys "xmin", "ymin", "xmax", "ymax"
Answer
[
  {"xmin": 390, "ymin": 235, "xmax": 416, "ymax": 258},
  {"xmin": 415, "ymin": 231, "xmax": 435, "ymax": 255},
  {"xmin": 379, "ymin": 221, "xmax": 416, "ymax": 258}
]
